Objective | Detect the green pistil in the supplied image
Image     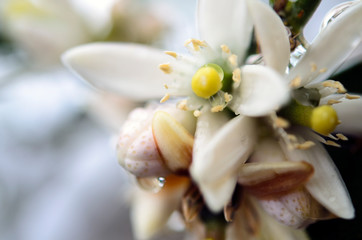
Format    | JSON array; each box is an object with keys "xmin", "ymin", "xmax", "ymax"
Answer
[
  {"xmin": 221, "ymin": 72, "xmax": 233, "ymax": 93},
  {"xmin": 280, "ymin": 100, "xmax": 312, "ymax": 127},
  {"xmin": 279, "ymin": 100, "xmax": 340, "ymax": 135}
]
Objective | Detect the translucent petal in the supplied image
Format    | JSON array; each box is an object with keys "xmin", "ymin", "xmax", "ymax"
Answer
[
  {"xmin": 62, "ymin": 43, "xmax": 174, "ymax": 101},
  {"xmin": 229, "ymin": 65, "xmax": 289, "ymax": 116},
  {"xmin": 281, "ymin": 129, "xmax": 354, "ymax": 219},
  {"xmin": 287, "ymin": 2, "xmax": 362, "ymax": 87},
  {"xmin": 247, "ymin": 0, "xmax": 290, "ymax": 74},
  {"xmin": 334, "ymin": 96, "xmax": 362, "ymax": 135},
  {"xmin": 197, "ymin": 0, "xmax": 252, "ymax": 60},
  {"xmin": 131, "ymin": 175, "xmax": 190, "ymax": 240}
]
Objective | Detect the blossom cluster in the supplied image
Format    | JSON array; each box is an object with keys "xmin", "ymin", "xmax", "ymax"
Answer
[{"xmin": 62, "ymin": 0, "xmax": 362, "ymax": 239}]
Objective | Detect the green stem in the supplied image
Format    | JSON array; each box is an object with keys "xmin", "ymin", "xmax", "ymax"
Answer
[
  {"xmin": 270, "ymin": 0, "xmax": 321, "ymax": 36},
  {"xmin": 204, "ymin": 220, "xmax": 226, "ymax": 240}
]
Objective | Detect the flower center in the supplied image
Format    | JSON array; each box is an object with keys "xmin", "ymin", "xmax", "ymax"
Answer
[{"xmin": 191, "ymin": 64, "xmax": 224, "ymax": 99}]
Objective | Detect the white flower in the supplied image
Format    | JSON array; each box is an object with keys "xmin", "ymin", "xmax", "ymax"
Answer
[
  {"xmin": 0, "ymin": 0, "xmax": 95, "ymax": 64},
  {"xmin": 267, "ymin": 1, "xmax": 362, "ymax": 223},
  {"xmin": 62, "ymin": 0, "xmax": 290, "ymax": 213}
]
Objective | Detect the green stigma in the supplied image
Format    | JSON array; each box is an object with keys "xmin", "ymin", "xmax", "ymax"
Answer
[
  {"xmin": 280, "ymin": 101, "xmax": 340, "ymax": 136},
  {"xmin": 191, "ymin": 64, "xmax": 224, "ymax": 99}
]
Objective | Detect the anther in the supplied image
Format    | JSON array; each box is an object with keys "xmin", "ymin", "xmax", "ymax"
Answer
[
  {"xmin": 193, "ymin": 110, "xmax": 201, "ymax": 117},
  {"xmin": 290, "ymin": 76, "xmax": 302, "ymax": 88},
  {"xmin": 295, "ymin": 141, "xmax": 315, "ymax": 150},
  {"xmin": 164, "ymin": 51, "xmax": 177, "ymax": 58},
  {"xmin": 322, "ymin": 80, "xmax": 346, "ymax": 93},
  {"xmin": 345, "ymin": 94, "xmax": 360, "ymax": 100},
  {"xmin": 325, "ymin": 140, "xmax": 341, "ymax": 147},
  {"xmin": 160, "ymin": 93, "xmax": 170, "ymax": 103},
  {"xmin": 336, "ymin": 133, "xmax": 348, "ymax": 141},
  {"xmin": 275, "ymin": 117, "xmax": 290, "ymax": 129},
  {"xmin": 221, "ymin": 44, "xmax": 230, "ymax": 54},
  {"xmin": 228, "ymin": 54, "xmax": 238, "ymax": 67},
  {"xmin": 224, "ymin": 93, "xmax": 232, "ymax": 103},
  {"xmin": 211, "ymin": 105, "xmax": 224, "ymax": 112},
  {"xmin": 327, "ymin": 99, "xmax": 342, "ymax": 105},
  {"xmin": 159, "ymin": 63, "xmax": 172, "ymax": 74},
  {"xmin": 177, "ymin": 99, "xmax": 188, "ymax": 111},
  {"xmin": 232, "ymin": 68, "xmax": 241, "ymax": 83}
]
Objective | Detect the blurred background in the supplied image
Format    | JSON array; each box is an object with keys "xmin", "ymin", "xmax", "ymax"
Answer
[{"xmin": 0, "ymin": 0, "xmax": 361, "ymax": 240}]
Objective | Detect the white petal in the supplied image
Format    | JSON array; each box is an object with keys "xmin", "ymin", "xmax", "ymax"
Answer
[
  {"xmin": 334, "ymin": 96, "xmax": 362, "ymax": 135},
  {"xmin": 287, "ymin": 2, "xmax": 362, "ymax": 87},
  {"xmin": 131, "ymin": 176, "xmax": 189, "ymax": 240},
  {"xmin": 229, "ymin": 65, "xmax": 289, "ymax": 116},
  {"xmin": 247, "ymin": 0, "xmax": 290, "ymax": 74},
  {"xmin": 281, "ymin": 130, "xmax": 354, "ymax": 219},
  {"xmin": 191, "ymin": 113, "xmax": 256, "ymax": 212},
  {"xmin": 62, "ymin": 43, "xmax": 174, "ymax": 101},
  {"xmin": 197, "ymin": 0, "xmax": 252, "ymax": 60},
  {"xmin": 199, "ymin": 175, "xmax": 239, "ymax": 213}
]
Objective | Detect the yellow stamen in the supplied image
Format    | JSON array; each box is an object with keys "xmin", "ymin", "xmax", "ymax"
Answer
[
  {"xmin": 164, "ymin": 84, "xmax": 169, "ymax": 89},
  {"xmin": 159, "ymin": 63, "xmax": 172, "ymax": 74},
  {"xmin": 177, "ymin": 100, "xmax": 188, "ymax": 110},
  {"xmin": 290, "ymin": 76, "xmax": 302, "ymax": 88},
  {"xmin": 322, "ymin": 80, "xmax": 346, "ymax": 93},
  {"xmin": 193, "ymin": 110, "xmax": 201, "ymax": 117},
  {"xmin": 295, "ymin": 141, "xmax": 315, "ymax": 150},
  {"xmin": 224, "ymin": 93, "xmax": 232, "ymax": 103},
  {"xmin": 345, "ymin": 94, "xmax": 360, "ymax": 100},
  {"xmin": 211, "ymin": 105, "xmax": 224, "ymax": 112},
  {"xmin": 327, "ymin": 99, "xmax": 342, "ymax": 105},
  {"xmin": 228, "ymin": 54, "xmax": 238, "ymax": 67},
  {"xmin": 191, "ymin": 64, "xmax": 223, "ymax": 99},
  {"xmin": 325, "ymin": 140, "xmax": 341, "ymax": 147},
  {"xmin": 275, "ymin": 117, "xmax": 290, "ymax": 129},
  {"xmin": 184, "ymin": 39, "xmax": 207, "ymax": 51},
  {"xmin": 220, "ymin": 44, "xmax": 230, "ymax": 54},
  {"xmin": 232, "ymin": 68, "xmax": 241, "ymax": 83},
  {"xmin": 319, "ymin": 68, "xmax": 327, "ymax": 73},
  {"xmin": 310, "ymin": 105, "xmax": 339, "ymax": 135},
  {"xmin": 336, "ymin": 133, "xmax": 348, "ymax": 141},
  {"xmin": 164, "ymin": 51, "xmax": 177, "ymax": 58},
  {"xmin": 160, "ymin": 93, "xmax": 170, "ymax": 103}
]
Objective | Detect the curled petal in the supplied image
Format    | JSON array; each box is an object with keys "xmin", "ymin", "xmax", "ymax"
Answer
[
  {"xmin": 334, "ymin": 96, "xmax": 362, "ymax": 135},
  {"xmin": 117, "ymin": 104, "xmax": 196, "ymax": 177},
  {"xmin": 281, "ymin": 129, "xmax": 355, "ymax": 219},
  {"xmin": 62, "ymin": 43, "xmax": 174, "ymax": 101},
  {"xmin": 239, "ymin": 161, "xmax": 314, "ymax": 198},
  {"xmin": 287, "ymin": 2, "xmax": 362, "ymax": 87},
  {"xmin": 125, "ymin": 125, "xmax": 170, "ymax": 177},
  {"xmin": 152, "ymin": 111, "xmax": 194, "ymax": 173},
  {"xmin": 131, "ymin": 175, "xmax": 190, "ymax": 240},
  {"xmin": 230, "ymin": 65, "xmax": 289, "ymax": 116},
  {"xmin": 247, "ymin": 0, "xmax": 290, "ymax": 74},
  {"xmin": 197, "ymin": 0, "xmax": 252, "ymax": 60},
  {"xmin": 227, "ymin": 195, "xmax": 309, "ymax": 240},
  {"xmin": 191, "ymin": 113, "xmax": 256, "ymax": 212},
  {"xmin": 259, "ymin": 188, "xmax": 332, "ymax": 229}
]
